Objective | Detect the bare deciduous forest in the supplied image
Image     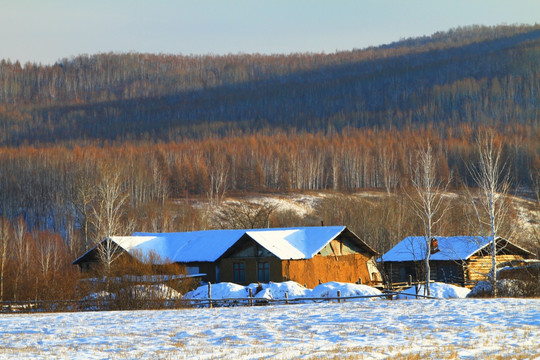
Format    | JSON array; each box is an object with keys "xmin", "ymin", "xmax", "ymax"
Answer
[{"xmin": 0, "ymin": 25, "xmax": 539, "ymax": 301}]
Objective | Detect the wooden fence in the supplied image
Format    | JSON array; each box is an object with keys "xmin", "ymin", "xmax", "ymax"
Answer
[{"xmin": 0, "ymin": 288, "xmax": 439, "ymax": 314}]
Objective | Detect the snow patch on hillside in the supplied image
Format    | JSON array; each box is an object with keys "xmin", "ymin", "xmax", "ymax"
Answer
[
  {"xmin": 512, "ymin": 196, "xmax": 540, "ymax": 237},
  {"xmin": 234, "ymin": 193, "xmax": 325, "ymax": 217}
]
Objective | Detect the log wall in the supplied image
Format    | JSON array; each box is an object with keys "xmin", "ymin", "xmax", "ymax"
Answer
[{"xmin": 464, "ymin": 255, "xmax": 525, "ymax": 283}]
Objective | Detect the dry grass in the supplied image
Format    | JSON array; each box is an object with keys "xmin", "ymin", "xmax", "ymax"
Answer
[{"xmin": 2, "ymin": 339, "xmax": 537, "ymax": 359}]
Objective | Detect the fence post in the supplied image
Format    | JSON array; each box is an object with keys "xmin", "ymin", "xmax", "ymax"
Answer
[
  {"xmin": 208, "ymin": 282, "xmax": 212, "ymax": 308},
  {"xmin": 285, "ymin": 292, "xmax": 289, "ymax": 305},
  {"xmin": 249, "ymin": 288, "xmax": 253, "ymax": 306},
  {"xmin": 408, "ymin": 275, "xmax": 412, "ymax": 286},
  {"xmin": 337, "ymin": 290, "xmax": 341, "ymax": 303}
]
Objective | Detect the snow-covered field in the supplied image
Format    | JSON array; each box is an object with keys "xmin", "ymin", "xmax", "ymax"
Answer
[{"xmin": 1, "ymin": 297, "xmax": 538, "ymax": 359}]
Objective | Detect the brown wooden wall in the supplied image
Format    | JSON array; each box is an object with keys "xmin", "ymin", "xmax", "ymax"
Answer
[
  {"xmin": 282, "ymin": 253, "xmax": 373, "ymax": 289},
  {"xmin": 219, "ymin": 253, "xmax": 375, "ymax": 288}
]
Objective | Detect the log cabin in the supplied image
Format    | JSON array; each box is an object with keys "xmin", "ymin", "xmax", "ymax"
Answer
[{"xmin": 379, "ymin": 236, "xmax": 535, "ymax": 288}]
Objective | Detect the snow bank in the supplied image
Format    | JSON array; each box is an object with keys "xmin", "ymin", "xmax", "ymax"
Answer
[
  {"xmin": 129, "ymin": 284, "xmax": 183, "ymax": 299},
  {"xmin": 184, "ymin": 282, "xmax": 250, "ymax": 300},
  {"xmin": 250, "ymin": 281, "xmax": 311, "ymax": 300},
  {"xmin": 184, "ymin": 281, "xmax": 382, "ymax": 303},
  {"xmin": 184, "ymin": 281, "xmax": 473, "ymax": 303},
  {"xmin": 468, "ymin": 279, "xmax": 537, "ymax": 298},
  {"xmin": 396, "ymin": 282, "xmax": 470, "ymax": 299},
  {"xmin": 310, "ymin": 281, "xmax": 382, "ymax": 300}
]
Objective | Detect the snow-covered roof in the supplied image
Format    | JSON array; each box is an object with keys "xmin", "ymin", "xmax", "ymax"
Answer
[
  {"xmin": 133, "ymin": 226, "xmax": 347, "ymax": 262},
  {"xmin": 89, "ymin": 226, "xmax": 349, "ymax": 263},
  {"xmin": 72, "ymin": 236, "xmax": 160, "ymax": 265},
  {"xmin": 379, "ymin": 236, "xmax": 493, "ymax": 262},
  {"xmin": 73, "ymin": 226, "xmax": 375, "ymax": 265},
  {"xmin": 131, "ymin": 229, "xmax": 251, "ymax": 263},
  {"xmin": 245, "ymin": 226, "xmax": 348, "ymax": 260}
]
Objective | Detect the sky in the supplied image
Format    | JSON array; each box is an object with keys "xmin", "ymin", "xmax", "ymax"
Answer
[{"xmin": 1, "ymin": 0, "xmax": 539, "ymax": 65}]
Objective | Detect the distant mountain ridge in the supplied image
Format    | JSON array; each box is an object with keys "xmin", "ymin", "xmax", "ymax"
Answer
[{"xmin": 0, "ymin": 24, "xmax": 539, "ymax": 145}]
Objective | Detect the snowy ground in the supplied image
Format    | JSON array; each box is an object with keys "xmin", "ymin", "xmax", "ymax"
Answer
[{"xmin": 0, "ymin": 297, "xmax": 538, "ymax": 359}]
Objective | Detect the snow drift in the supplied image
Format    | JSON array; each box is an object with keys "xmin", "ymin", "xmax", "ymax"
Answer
[
  {"xmin": 184, "ymin": 280, "xmax": 471, "ymax": 303},
  {"xmin": 395, "ymin": 282, "xmax": 471, "ymax": 299},
  {"xmin": 184, "ymin": 281, "xmax": 383, "ymax": 302},
  {"xmin": 309, "ymin": 281, "xmax": 382, "ymax": 299}
]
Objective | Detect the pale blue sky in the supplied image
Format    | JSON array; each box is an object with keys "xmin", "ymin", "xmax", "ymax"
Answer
[{"xmin": 1, "ymin": 0, "xmax": 539, "ymax": 65}]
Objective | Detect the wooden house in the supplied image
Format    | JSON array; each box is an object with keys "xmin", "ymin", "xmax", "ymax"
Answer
[
  {"xmin": 218, "ymin": 226, "xmax": 380, "ymax": 288},
  {"xmin": 73, "ymin": 226, "xmax": 380, "ymax": 288},
  {"xmin": 379, "ymin": 236, "xmax": 535, "ymax": 288}
]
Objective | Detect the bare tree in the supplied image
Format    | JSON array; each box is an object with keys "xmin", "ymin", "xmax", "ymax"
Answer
[
  {"xmin": 91, "ymin": 171, "xmax": 129, "ymax": 278},
  {"xmin": 73, "ymin": 169, "xmax": 96, "ymax": 252},
  {"xmin": 529, "ymin": 166, "xmax": 540, "ymax": 258},
  {"xmin": 216, "ymin": 200, "xmax": 276, "ymax": 229},
  {"xmin": 12, "ymin": 217, "xmax": 29, "ymax": 301},
  {"xmin": 207, "ymin": 156, "xmax": 229, "ymax": 206},
  {"xmin": 0, "ymin": 217, "xmax": 11, "ymax": 301},
  {"xmin": 379, "ymin": 146, "xmax": 400, "ymax": 195},
  {"xmin": 467, "ymin": 132, "xmax": 511, "ymax": 297},
  {"xmin": 405, "ymin": 143, "xmax": 450, "ymax": 296},
  {"xmin": 34, "ymin": 231, "xmax": 62, "ymax": 284}
]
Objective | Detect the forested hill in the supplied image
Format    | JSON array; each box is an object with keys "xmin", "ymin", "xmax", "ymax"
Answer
[{"xmin": 1, "ymin": 24, "xmax": 539, "ymax": 145}]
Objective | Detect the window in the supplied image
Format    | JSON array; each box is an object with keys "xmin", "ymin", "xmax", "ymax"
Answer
[
  {"xmin": 233, "ymin": 262, "xmax": 245, "ymax": 283},
  {"xmin": 258, "ymin": 262, "xmax": 270, "ymax": 283}
]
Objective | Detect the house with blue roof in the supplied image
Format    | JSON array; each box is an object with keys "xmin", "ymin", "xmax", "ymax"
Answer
[
  {"xmin": 73, "ymin": 226, "xmax": 381, "ymax": 288},
  {"xmin": 379, "ymin": 236, "xmax": 535, "ymax": 287}
]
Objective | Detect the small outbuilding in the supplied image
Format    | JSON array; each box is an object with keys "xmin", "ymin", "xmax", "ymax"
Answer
[{"xmin": 379, "ymin": 236, "xmax": 536, "ymax": 288}]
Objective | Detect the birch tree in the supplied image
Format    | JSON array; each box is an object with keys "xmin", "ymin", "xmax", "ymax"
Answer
[
  {"xmin": 12, "ymin": 217, "xmax": 29, "ymax": 301},
  {"xmin": 0, "ymin": 217, "xmax": 10, "ymax": 301},
  {"xmin": 34, "ymin": 231, "xmax": 62, "ymax": 282},
  {"xmin": 92, "ymin": 171, "xmax": 129, "ymax": 278},
  {"xmin": 467, "ymin": 132, "xmax": 511, "ymax": 297},
  {"xmin": 73, "ymin": 169, "xmax": 96, "ymax": 252},
  {"xmin": 207, "ymin": 155, "xmax": 229, "ymax": 206},
  {"xmin": 406, "ymin": 143, "xmax": 450, "ymax": 296}
]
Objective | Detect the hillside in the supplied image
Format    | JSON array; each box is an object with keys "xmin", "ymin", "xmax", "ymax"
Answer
[
  {"xmin": 1, "ymin": 24, "xmax": 539, "ymax": 144},
  {"xmin": 0, "ymin": 25, "xmax": 538, "ymax": 304},
  {"xmin": 200, "ymin": 190, "xmax": 540, "ymax": 256}
]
